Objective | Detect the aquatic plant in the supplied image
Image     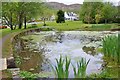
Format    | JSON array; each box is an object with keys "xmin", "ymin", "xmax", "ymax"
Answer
[
  {"xmin": 72, "ymin": 58, "xmax": 90, "ymax": 78},
  {"xmin": 102, "ymin": 35, "xmax": 119, "ymax": 62},
  {"xmin": 15, "ymin": 56, "xmax": 22, "ymax": 66},
  {"xmin": 19, "ymin": 71, "xmax": 38, "ymax": 80},
  {"xmin": 52, "ymin": 55, "xmax": 90, "ymax": 78},
  {"xmin": 53, "ymin": 55, "xmax": 71, "ymax": 78}
]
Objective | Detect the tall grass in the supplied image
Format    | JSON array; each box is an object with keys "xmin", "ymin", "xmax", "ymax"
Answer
[
  {"xmin": 102, "ymin": 35, "xmax": 119, "ymax": 62},
  {"xmin": 72, "ymin": 58, "xmax": 90, "ymax": 78},
  {"xmin": 52, "ymin": 55, "xmax": 90, "ymax": 78}
]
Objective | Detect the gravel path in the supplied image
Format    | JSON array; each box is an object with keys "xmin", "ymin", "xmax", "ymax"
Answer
[{"xmin": 0, "ymin": 34, "xmax": 12, "ymax": 58}]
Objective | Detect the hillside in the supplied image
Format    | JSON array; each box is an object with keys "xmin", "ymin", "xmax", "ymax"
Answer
[{"xmin": 43, "ymin": 2, "xmax": 81, "ymax": 13}]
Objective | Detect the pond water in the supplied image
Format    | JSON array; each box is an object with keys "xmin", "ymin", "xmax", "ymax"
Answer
[{"xmin": 14, "ymin": 31, "xmax": 118, "ymax": 78}]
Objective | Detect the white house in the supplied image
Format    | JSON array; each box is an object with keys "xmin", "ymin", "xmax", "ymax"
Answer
[
  {"xmin": 50, "ymin": 14, "xmax": 56, "ymax": 21},
  {"xmin": 64, "ymin": 12, "xmax": 79, "ymax": 21}
]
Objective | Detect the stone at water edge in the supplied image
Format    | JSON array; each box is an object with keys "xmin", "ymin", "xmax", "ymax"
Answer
[
  {"xmin": 0, "ymin": 58, "xmax": 7, "ymax": 70},
  {"xmin": 7, "ymin": 57, "xmax": 17, "ymax": 68}
]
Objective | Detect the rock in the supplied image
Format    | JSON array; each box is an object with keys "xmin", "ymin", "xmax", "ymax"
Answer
[
  {"xmin": 30, "ymin": 68, "xmax": 34, "ymax": 71},
  {"xmin": 88, "ymin": 51, "xmax": 92, "ymax": 54},
  {"xmin": 23, "ymin": 57, "xmax": 30, "ymax": 60},
  {"xmin": 7, "ymin": 57, "xmax": 17, "ymax": 68},
  {"xmin": 0, "ymin": 58, "xmax": 7, "ymax": 70},
  {"xmin": 8, "ymin": 68, "xmax": 20, "ymax": 79}
]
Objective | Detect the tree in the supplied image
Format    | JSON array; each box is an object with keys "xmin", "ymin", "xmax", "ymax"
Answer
[
  {"xmin": 80, "ymin": 1, "xmax": 104, "ymax": 24},
  {"xmin": 102, "ymin": 2, "xmax": 118, "ymax": 23},
  {"xmin": 95, "ymin": 14, "xmax": 102, "ymax": 24},
  {"xmin": 2, "ymin": 2, "xmax": 43, "ymax": 30},
  {"xmin": 56, "ymin": 10, "xmax": 65, "ymax": 23},
  {"xmin": 40, "ymin": 5, "xmax": 55, "ymax": 26},
  {"xmin": 16, "ymin": 2, "xmax": 42, "ymax": 29},
  {"xmin": 22, "ymin": 2, "xmax": 43, "ymax": 29},
  {"xmin": 2, "ymin": 2, "xmax": 17, "ymax": 30}
]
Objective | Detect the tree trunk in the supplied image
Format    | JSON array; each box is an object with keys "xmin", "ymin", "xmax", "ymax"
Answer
[
  {"xmin": 24, "ymin": 16, "xmax": 27, "ymax": 29},
  {"xmin": 105, "ymin": 19, "xmax": 107, "ymax": 24},
  {"xmin": 43, "ymin": 18, "xmax": 46, "ymax": 26},
  {"xmin": 10, "ymin": 12, "xmax": 13, "ymax": 30},
  {"xmin": 18, "ymin": 14, "xmax": 23, "ymax": 29}
]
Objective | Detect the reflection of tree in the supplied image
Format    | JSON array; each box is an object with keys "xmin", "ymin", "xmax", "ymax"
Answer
[{"xmin": 13, "ymin": 35, "xmax": 44, "ymax": 73}]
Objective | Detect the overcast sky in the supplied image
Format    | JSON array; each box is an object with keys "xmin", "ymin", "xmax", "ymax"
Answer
[{"xmin": 47, "ymin": 0, "xmax": 119, "ymax": 5}]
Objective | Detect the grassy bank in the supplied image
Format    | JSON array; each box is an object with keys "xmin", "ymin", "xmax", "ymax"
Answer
[{"xmin": 44, "ymin": 21, "xmax": 119, "ymax": 31}]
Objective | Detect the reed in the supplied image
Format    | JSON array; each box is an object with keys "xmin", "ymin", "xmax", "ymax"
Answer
[
  {"xmin": 102, "ymin": 35, "xmax": 118, "ymax": 61},
  {"xmin": 52, "ymin": 56, "xmax": 90, "ymax": 78},
  {"xmin": 72, "ymin": 58, "xmax": 90, "ymax": 78},
  {"xmin": 53, "ymin": 55, "xmax": 71, "ymax": 78}
]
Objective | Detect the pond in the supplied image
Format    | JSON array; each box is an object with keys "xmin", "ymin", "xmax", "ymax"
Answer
[{"xmin": 13, "ymin": 31, "xmax": 118, "ymax": 78}]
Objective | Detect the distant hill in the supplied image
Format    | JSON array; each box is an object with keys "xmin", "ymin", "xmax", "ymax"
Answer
[{"xmin": 43, "ymin": 2, "xmax": 81, "ymax": 13}]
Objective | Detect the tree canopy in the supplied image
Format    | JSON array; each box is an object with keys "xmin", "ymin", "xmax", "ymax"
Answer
[
  {"xmin": 80, "ymin": 1, "xmax": 119, "ymax": 24},
  {"xmin": 2, "ymin": 2, "xmax": 43, "ymax": 30},
  {"xmin": 56, "ymin": 10, "xmax": 65, "ymax": 23}
]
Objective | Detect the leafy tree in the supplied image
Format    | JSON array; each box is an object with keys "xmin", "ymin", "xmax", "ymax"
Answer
[
  {"xmin": 95, "ymin": 14, "xmax": 102, "ymax": 24},
  {"xmin": 2, "ymin": 2, "xmax": 43, "ymax": 30},
  {"xmin": 56, "ymin": 10, "xmax": 65, "ymax": 23},
  {"xmin": 79, "ymin": 0, "xmax": 118, "ymax": 24},
  {"xmin": 40, "ymin": 5, "xmax": 56, "ymax": 26},
  {"xmin": 80, "ymin": 1, "xmax": 104, "ymax": 24},
  {"xmin": 102, "ymin": 2, "xmax": 118, "ymax": 23},
  {"xmin": 16, "ymin": 2, "xmax": 42, "ymax": 29},
  {"xmin": 2, "ymin": 2, "xmax": 17, "ymax": 30},
  {"xmin": 22, "ymin": 2, "xmax": 43, "ymax": 29}
]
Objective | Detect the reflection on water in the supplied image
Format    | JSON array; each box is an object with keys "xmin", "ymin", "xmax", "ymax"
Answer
[
  {"xmin": 13, "ymin": 38, "xmax": 48, "ymax": 73},
  {"xmin": 13, "ymin": 31, "xmax": 118, "ymax": 77},
  {"xmin": 82, "ymin": 46, "xmax": 96, "ymax": 56}
]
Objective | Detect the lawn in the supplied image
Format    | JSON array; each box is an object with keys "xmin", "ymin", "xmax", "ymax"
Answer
[{"xmin": 40, "ymin": 21, "xmax": 119, "ymax": 31}]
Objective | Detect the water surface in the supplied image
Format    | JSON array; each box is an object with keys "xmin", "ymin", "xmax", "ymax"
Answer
[{"xmin": 15, "ymin": 31, "xmax": 118, "ymax": 77}]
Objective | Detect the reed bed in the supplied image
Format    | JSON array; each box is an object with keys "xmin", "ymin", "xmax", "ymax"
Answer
[
  {"xmin": 52, "ymin": 55, "xmax": 71, "ymax": 78},
  {"xmin": 52, "ymin": 55, "xmax": 90, "ymax": 78},
  {"xmin": 102, "ymin": 35, "xmax": 119, "ymax": 62},
  {"xmin": 72, "ymin": 58, "xmax": 90, "ymax": 78}
]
